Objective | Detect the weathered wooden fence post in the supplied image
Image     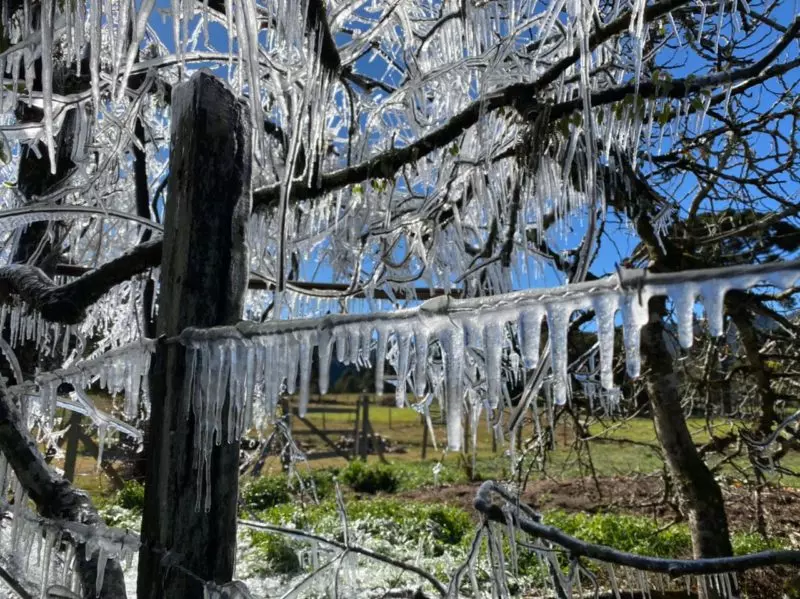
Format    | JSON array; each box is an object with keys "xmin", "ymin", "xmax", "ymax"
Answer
[{"xmin": 138, "ymin": 71, "xmax": 251, "ymax": 598}]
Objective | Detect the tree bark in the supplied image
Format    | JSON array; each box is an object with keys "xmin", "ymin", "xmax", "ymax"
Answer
[
  {"xmin": 137, "ymin": 71, "xmax": 251, "ymax": 599},
  {"xmin": 640, "ymin": 303, "xmax": 733, "ymax": 599}
]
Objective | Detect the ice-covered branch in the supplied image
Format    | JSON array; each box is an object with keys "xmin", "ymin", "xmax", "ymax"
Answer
[
  {"xmin": 0, "ymin": 205, "xmax": 164, "ymax": 234},
  {"xmin": 251, "ymin": 0, "xmax": 787, "ymax": 210},
  {"xmin": 0, "ymin": 562, "xmax": 34, "ymax": 599},
  {"xmin": 238, "ymin": 520, "xmax": 448, "ymax": 595},
  {"xmin": 474, "ymin": 481, "xmax": 800, "ymax": 575},
  {"xmin": 0, "ymin": 239, "xmax": 162, "ymax": 324},
  {"xmin": 0, "ymin": 389, "xmax": 128, "ymax": 598},
  {"xmin": 549, "ymin": 17, "xmax": 800, "ymax": 120},
  {"xmin": 6, "ymin": 339, "xmax": 154, "ymax": 422}
]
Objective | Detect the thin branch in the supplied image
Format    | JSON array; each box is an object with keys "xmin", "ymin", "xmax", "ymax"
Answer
[
  {"xmin": 238, "ymin": 519, "xmax": 448, "ymax": 596},
  {"xmin": 474, "ymin": 481, "xmax": 800, "ymax": 575},
  {"xmin": 0, "ymin": 390, "xmax": 127, "ymax": 598},
  {"xmin": 0, "ymin": 239, "xmax": 162, "ymax": 324}
]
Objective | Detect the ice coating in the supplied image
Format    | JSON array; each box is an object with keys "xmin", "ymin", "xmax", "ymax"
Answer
[
  {"xmin": 174, "ymin": 261, "xmax": 800, "ymax": 469},
  {"xmin": 591, "ymin": 293, "xmax": 619, "ymax": 390},
  {"xmin": 483, "ymin": 320, "xmax": 504, "ymax": 409},
  {"xmin": 518, "ymin": 306, "xmax": 544, "ymax": 369}
]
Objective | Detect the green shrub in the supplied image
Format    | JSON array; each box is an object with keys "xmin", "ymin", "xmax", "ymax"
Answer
[
  {"xmin": 339, "ymin": 461, "xmax": 399, "ymax": 494},
  {"xmin": 428, "ymin": 506, "xmax": 472, "ymax": 545},
  {"xmin": 116, "ymin": 481, "xmax": 145, "ymax": 512},
  {"xmin": 248, "ymin": 531, "xmax": 301, "ymax": 575},
  {"xmin": 242, "ymin": 476, "xmax": 292, "ymax": 510},
  {"xmin": 305, "ymin": 469, "xmax": 335, "ymax": 499},
  {"xmin": 543, "ymin": 511, "xmax": 692, "ymax": 557},
  {"xmin": 732, "ymin": 532, "xmax": 785, "ymax": 555}
]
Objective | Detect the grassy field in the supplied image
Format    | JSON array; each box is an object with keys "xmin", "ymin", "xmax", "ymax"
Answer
[
  {"xmin": 244, "ymin": 394, "xmax": 800, "ymax": 488},
  {"xmin": 58, "ymin": 393, "xmax": 800, "ymax": 501}
]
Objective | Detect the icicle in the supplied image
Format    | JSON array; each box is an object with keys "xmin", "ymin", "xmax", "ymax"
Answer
[
  {"xmin": 414, "ymin": 329, "xmax": 429, "ymax": 397},
  {"xmin": 95, "ymin": 547, "xmax": 107, "ymax": 593},
  {"xmin": 298, "ymin": 333, "xmax": 313, "ymax": 416},
  {"xmin": 669, "ymin": 283, "xmax": 697, "ymax": 348},
  {"xmin": 285, "ymin": 335, "xmax": 299, "ymax": 395},
  {"xmin": 40, "ymin": 0, "xmax": 56, "ymax": 173},
  {"xmin": 518, "ymin": 306, "xmax": 543, "ymax": 368},
  {"xmin": 89, "ymin": 0, "xmax": 102, "ymax": 114},
  {"xmin": 334, "ymin": 327, "xmax": 347, "ymax": 364},
  {"xmin": 96, "ymin": 424, "xmax": 107, "ymax": 469},
  {"xmin": 442, "ymin": 324, "xmax": 465, "ymax": 451},
  {"xmin": 483, "ymin": 321, "xmax": 503, "ymax": 408},
  {"xmin": 620, "ymin": 290, "xmax": 650, "ymax": 378},
  {"xmin": 592, "ymin": 293, "xmax": 619, "ymax": 389},
  {"xmin": 546, "ymin": 303, "xmax": 571, "ymax": 406},
  {"xmin": 347, "ymin": 327, "xmax": 360, "ymax": 366},
  {"xmin": 317, "ymin": 328, "xmax": 332, "ymax": 395},
  {"xmin": 374, "ymin": 326, "xmax": 388, "ymax": 396},
  {"xmin": 395, "ymin": 328, "xmax": 411, "ymax": 407},
  {"xmin": 40, "ymin": 526, "xmax": 57, "ymax": 594},
  {"xmin": 700, "ymin": 280, "xmax": 728, "ymax": 337},
  {"xmin": 119, "ymin": 0, "xmax": 157, "ymax": 101}
]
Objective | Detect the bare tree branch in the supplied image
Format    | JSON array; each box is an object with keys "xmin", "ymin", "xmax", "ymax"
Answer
[
  {"xmin": 474, "ymin": 481, "xmax": 800, "ymax": 575},
  {"xmin": 0, "ymin": 390, "xmax": 127, "ymax": 598},
  {"xmin": 0, "ymin": 239, "xmax": 162, "ymax": 324}
]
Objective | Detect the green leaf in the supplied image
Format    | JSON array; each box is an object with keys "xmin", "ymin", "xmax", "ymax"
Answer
[{"xmin": 448, "ymin": 143, "xmax": 460, "ymax": 157}]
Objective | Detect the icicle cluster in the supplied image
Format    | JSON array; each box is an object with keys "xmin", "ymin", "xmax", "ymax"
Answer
[
  {"xmin": 0, "ymin": 450, "xmax": 139, "ymax": 597},
  {"xmin": 8, "ymin": 340, "xmax": 154, "ymax": 431},
  {"xmin": 181, "ymin": 260, "xmax": 800, "ymax": 458}
]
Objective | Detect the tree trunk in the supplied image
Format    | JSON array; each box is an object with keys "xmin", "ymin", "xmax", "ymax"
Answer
[
  {"xmin": 137, "ymin": 71, "xmax": 251, "ymax": 599},
  {"xmin": 640, "ymin": 304, "xmax": 733, "ymax": 598}
]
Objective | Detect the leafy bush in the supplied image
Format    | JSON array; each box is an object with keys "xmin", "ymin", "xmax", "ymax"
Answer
[
  {"xmin": 248, "ymin": 531, "xmax": 301, "ymax": 575},
  {"xmin": 116, "ymin": 481, "xmax": 145, "ymax": 512},
  {"xmin": 305, "ymin": 469, "xmax": 336, "ymax": 499},
  {"xmin": 428, "ymin": 506, "xmax": 472, "ymax": 545},
  {"xmin": 339, "ymin": 461, "xmax": 399, "ymax": 494},
  {"xmin": 732, "ymin": 532, "xmax": 785, "ymax": 555},
  {"xmin": 242, "ymin": 476, "xmax": 292, "ymax": 510},
  {"xmin": 543, "ymin": 511, "xmax": 692, "ymax": 557}
]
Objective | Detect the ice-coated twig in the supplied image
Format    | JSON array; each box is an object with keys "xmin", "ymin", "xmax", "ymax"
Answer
[
  {"xmin": 474, "ymin": 481, "xmax": 800, "ymax": 575},
  {"xmin": 0, "ymin": 561, "xmax": 34, "ymax": 599},
  {"xmin": 238, "ymin": 519, "xmax": 448, "ymax": 596},
  {"xmin": 0, "ymin": 389, "xmax": 128, "ymax": 598}
]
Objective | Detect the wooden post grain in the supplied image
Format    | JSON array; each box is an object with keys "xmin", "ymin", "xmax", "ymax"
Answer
[{"xmin": 138, "ymin": 71, "xmax": 252, "ymax": 599}]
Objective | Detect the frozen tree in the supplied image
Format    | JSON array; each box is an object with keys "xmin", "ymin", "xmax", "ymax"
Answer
[{"xmin": 0, "ymin": 0, "xmax": 798, "ymax": 597}]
